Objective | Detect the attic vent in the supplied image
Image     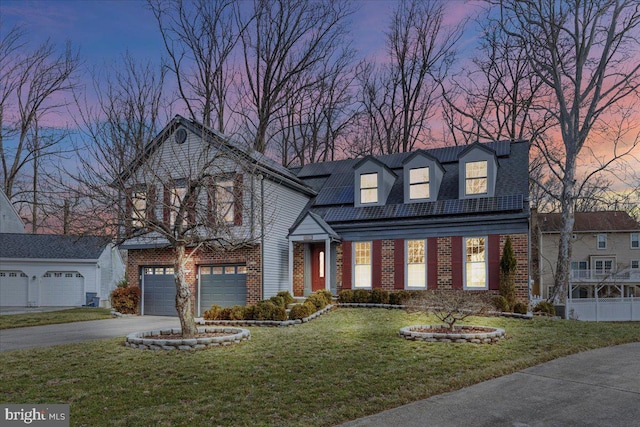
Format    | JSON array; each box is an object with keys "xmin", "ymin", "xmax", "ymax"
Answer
[{"xmin": 175, "ymin": 128, "xmax": 187, "ymax": 144}]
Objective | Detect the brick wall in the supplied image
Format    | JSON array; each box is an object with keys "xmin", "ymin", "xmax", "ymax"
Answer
[
  {"xmin": 127, "ymin": 244, "xmax": 262, "ymax": 313},
  {"xmin": 329, "ymin": 233, "xmax": 529, "ymax": 302},
  {"xmin": 292, "ymin": 242, "xmax": 304, "ymax": 297}
]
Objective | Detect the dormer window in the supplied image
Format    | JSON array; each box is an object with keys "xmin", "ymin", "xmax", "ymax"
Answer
[
  {"xmin": 360, "ymin": 173, "xmax": 378, "ymax": 204},
  {"xmin": 409, "ymin": 167, "xmax": 430, "ymax": 200},
  {"xmin": 465, "ymin": 161, "xmax": 488, "ymax": 195}
]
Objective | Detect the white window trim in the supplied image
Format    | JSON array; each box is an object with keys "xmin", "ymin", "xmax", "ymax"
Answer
[
  {"xmin": 408, "ymin": 167, "xmax": 430, "ymax": 201},
  {"xmin": 405, "ymin": 239, "xmax": 427, "ymax": 289},
  {"xmin": 131, "ymin": 190, "xmax": 147, "ymax": 228},
  {"xmin": 360, "ymin": 173, "xmax": 378, "ymax": 204},
  {"xmin": 464, "ymin": 161, "xmax": 488, "ymax": 196},
  {"xmin": 630, "ymin": 259, "xmax": 639, "ymax": 269},
  {"xmin": 597, "ymin": 234, "xmax": 607, "ymax": 249},
  {"xmin": 353, "ymin": 241, "xmax": 372, "ymax": 289},
  {"xmin": 463, "ymin": 236, "xmax": 488, "ymax": 290},
  {"xmin": 631, "ymin": 233, "xmax": 639, "ymax": 249}
]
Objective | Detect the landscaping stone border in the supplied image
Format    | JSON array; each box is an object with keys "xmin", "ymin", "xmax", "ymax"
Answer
[
  {"xmin": 196, "ymin": 304, "xmax": 335, "ymax": 327},
  {"xmin": 125, "ymin": 327, "xmax": 250, "ymax": 351},
  {"xmin": 399, "ymin": 324, "xmax": 505, "ymax": 343}
]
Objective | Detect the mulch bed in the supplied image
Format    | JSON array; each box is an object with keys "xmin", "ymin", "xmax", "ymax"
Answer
[
  {"xmin": 413, "ymin": 326, "xmax": 492, "ymax": 334},
  {"xmin": 145, "ymin": 332, "xmax": 234, "ymax": 340}
]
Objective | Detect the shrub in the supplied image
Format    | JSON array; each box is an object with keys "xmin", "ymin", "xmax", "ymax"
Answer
[
  {"xmin": 203, "ymin": 304, "xmax": 223, "ymax": 320},
  {"xmin": 276, "ymin": 291, "xmax": 295, "ymax": 306},
  {"xmin": 110, "ymin": 285, "xmax": 140, "ymax": 314},
  {"xmin": 252, "ymin": 300, "xmax": 286, "ymax": 321},
  {"xmin": 337, "ymin": 290, "xmax": 354, "ymax": 303},
  {"xmin": 493, "ymin": 295, "xmax": 510, "ymax": 312},
  {"xmin": 306, "ymin": 293, "xmax": 327, "ymax": 310},
  {"xmin": 389, "ymin": 290, "xmax": 411, "ymax": 305},
  {"xmin": 116, "ymin": 279, "xmax": 128, "ymax": 289},
  {"xmin": 219, "ymin": 307, "xmax": 233, "ymax": 320},
  {"xmin": 303, "ymin": 301, "xmax": 318, "ymax": 316},
  {"xmin": 533, "ymin": 301, "xmax": 556, "ymax": 316},
  {"xmin": 513, "ymin": 301, "xmax": 528, "ymax": 314},
  {"xmin": 288, "ymin": 304, "xmax": 312, "ymax": 320},
  {"xmin": 499, "ymin": 236, "xmax": 517, "ymax": 311},
  {"xmin": 406, "ymin": 290, "xmax": 491, "ymax": 330},
  {"xmin": 229, "ymin": 305, "xmax": 246, "ymax": 320},
  {"xmin": 314, "ymin": 290, "xmax": 333, "ymax": 305},
  {"xmin": 352, "ymin": 289, "xmax": 371, "ymax": 303},
  {"xmin": 370, "ymin": 288, "xmax": 389, "ymax": 304},
  {"xmin": 270, "ymin": 295, "xmax": 286, "ymax": 308}
]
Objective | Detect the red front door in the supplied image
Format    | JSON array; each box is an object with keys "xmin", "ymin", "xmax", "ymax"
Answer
[{"xmin": 311, "ymin": 243, "xmax": 326, "ymax": 292}]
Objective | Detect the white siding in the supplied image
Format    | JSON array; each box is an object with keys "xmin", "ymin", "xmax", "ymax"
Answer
[
  {"xmin": 261, "ymin": 180, "xmax": 310, "ymax": 298},
  {"xmin": 0, "ymin": 192, "xmax": 25, "ymax": 233}
]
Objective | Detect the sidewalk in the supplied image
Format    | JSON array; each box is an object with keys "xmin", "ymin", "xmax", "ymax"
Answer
[{"xmin": 340, "ymin": 341, "xmax": 640, "ymax": 427}]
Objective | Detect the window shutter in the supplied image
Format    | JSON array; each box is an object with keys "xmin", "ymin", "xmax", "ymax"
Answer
[
  {"xmin": 342, "ymin": 241, "xmax": 352, "ymax": 289},
  {"xmin": 233, "ymin": 174, "xmax": 243, "ymax": 226},
  {"xmin": 163, "ymin": 185, "xmax": 170, "ymax": 226},
  {"xmin": 147, "ymin": 186, "xmax": 156, "ymax": 223},
  {"xmin": 125, "ymin": 188, "xmax": 133, "ymax": 233},
  {"xmin": 428, "ymin": 238, "xmax": 438, "ymax": 289},
  {"xmin": 372, "ymin": 240, "xmax": 382, "ymax": 288},
  {"xmin": 393, "ymin": 239, "xmax": 404, "ymax": 289},
  {"xmin": 488, "ymin": 235, "xmax": 500, "ymax": 290},
  {"xmin": 451, "ymin": 236, "xmax": 463, "ymax": 289}
]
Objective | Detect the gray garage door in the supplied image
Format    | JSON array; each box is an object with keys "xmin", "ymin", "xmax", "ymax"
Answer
[
  {"xmin": 199, "ymin": 265, "xmax": 247, "ymax": 314},
  {"xmin": 142, "ymin": 266, "xmax": 177, "ymax": 316}
]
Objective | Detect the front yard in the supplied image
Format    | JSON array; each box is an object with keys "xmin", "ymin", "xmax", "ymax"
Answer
[
  {"xmin": 0, "ymin": 308, "xmax": 112, "ymax": 329},
  {"xmin": 1, "ymin": 308, "xmax": 639, "ymax": 426}
]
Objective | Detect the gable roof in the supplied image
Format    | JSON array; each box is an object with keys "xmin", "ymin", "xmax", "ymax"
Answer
[
  {"xmin": 0, "ymin": 234, "xmax": 110, "ymax": 260},
  {"xmin": 538, "ymin": 211, "xmax": 640, "ymax": 233},
  {"xmin": 118, "ymin": 115, "xmax": 315, "ymax": 197}
]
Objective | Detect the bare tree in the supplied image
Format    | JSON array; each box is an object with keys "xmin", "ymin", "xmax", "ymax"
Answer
[
  {"xmin": 149, "ymin": 0, "xmax": 239, "ymax": 132},
  {"xmin": 235, "ymin": 0, "xmax": 354, "ymax": 155},
  {"xmin": 0, "ymin": 24, "xmax": 79, "ymax": 228},
  {"xmin": 354, "ymin": 0, "xmax": 461, "ymax": 155},
  {"xmin": 406, "ymin": 290, "xmax": 492, "ymax": 330},
  {"xmin": 493, "ymin": 0, "xmax": 640, "ymax": 304}
]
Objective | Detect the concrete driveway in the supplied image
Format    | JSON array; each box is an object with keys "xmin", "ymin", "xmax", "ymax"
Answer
[
  {"xmin": 0, "ymin": 316, "xmax": 180, "ymax": 352},
  {"xmin": 341, "ymin": 341, "xmax": 640, "ymax": 427}
]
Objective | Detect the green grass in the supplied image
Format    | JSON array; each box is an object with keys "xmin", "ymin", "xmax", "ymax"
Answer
[
  {"xmin": 1, "ymin": 308, "xmax": 638, "ymax": 426},
  {"xmin": 0, "ymin": 308, "xmax": 112, "ymax": 329}
]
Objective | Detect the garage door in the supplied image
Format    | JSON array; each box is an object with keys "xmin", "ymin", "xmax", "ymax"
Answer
[
  {"xmin": 41, "ymin": 272, "xmax": 84, "ymax": 306},
  {"xmin": 0, "ymin": 271, "xmax": 28, "ymax": 306},
  {"xmin": 199, "ymin": 265, "xmax": 247, "ymax": 314},
  {"xmin": 142, "ymin": 266, "xmax": 177, "ymax": 316}
]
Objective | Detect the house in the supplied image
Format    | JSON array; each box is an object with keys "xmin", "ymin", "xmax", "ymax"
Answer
[
  {"xmin": 0, "ymin": 233, "xmax": 125, "ymax": 308},
  {"xmin": 534, "ymin": 211, "xmax": 640, "ymax": 300},
  {"xmin": 122, "ymin": 116, "xmax": 530, "ymax": 316},
  {"xmin": 0, "ymin": 190, "xmax": 25, "ymax": 233}
]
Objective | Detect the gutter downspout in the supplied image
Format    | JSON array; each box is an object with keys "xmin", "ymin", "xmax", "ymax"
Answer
[{"xmin": 259, "ymin": 174, "xmax": 265, "ymax": 300}]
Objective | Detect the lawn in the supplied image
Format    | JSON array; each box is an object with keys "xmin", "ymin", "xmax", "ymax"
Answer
[
  {"xmin": 0, "ymin": 308, "xmax": 112, "ymax": 330},
  {"xmin": 1, "ymin": 308, "xmax": 639, "ymax": 426}
]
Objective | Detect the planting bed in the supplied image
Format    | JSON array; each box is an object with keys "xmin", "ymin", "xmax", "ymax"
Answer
[{"xmin": 399, "ymin": 324, "xmax": 505, "ymax": 343}]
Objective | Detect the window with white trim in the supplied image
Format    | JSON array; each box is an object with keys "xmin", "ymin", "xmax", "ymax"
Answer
[
  {"xmin": 631, "ymin": 233, "xmax": 639, "ymax": 249},
  {"xmin": 631, "ymin": 260, "xmax": 639, "ymax": 269},
  {"xmin": 360, "ymin": 173, "xmax": 378, "ymax": 204},
  {"xmin": 465, "ymin": 161, "xmax": 488, "ymax": 195},
  {"xmin": 406, "ymin": 240, "xmax": 426, "ymax": 288},
  {"xmin": 409, "ymin": 167, "xmax": 429, "ymax": 200},
  {"xmin": 594, "ymin": 259, "xmax": 614, "ymax": 274},
  {"xmin": 464, "ymin": 237, "xmax": 487, "ymax": 289},
  {"xmin": 354, "ymin": 242, "xmax": 372, "ymax": 288},
  {"xmin": 216, "ymin": 179, "xmax": 235, "ymax": 224},
  {"xmin": 169, "ymin": 185, "xmax": 187, "ymax": 227},
  {"xmin": 597, "ymin": 234, "xmax": 607, "ymax": 249},
  {"xmin": 131, "ymin": 191, "xmax": 147, "ymax": 228}
]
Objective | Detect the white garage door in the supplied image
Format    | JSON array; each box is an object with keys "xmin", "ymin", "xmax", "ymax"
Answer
[
  {"xmin": 0, "ymin": 271, "xmax": 28, "ymax": 306},
  {"xmin": 41, "ymin": 272, "xmax": 84, "ymax": 306}
]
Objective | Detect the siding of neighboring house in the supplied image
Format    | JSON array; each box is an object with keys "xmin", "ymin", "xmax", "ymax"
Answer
[
  {"xmin": 0, "ymin": 191, "xmax": 25, "ymax": 234},
  {"xmin": 261, "ymin": 179, "xmax": 311, "ymax": 298}
]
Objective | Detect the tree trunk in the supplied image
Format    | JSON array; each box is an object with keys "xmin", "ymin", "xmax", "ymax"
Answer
[
  {"xmin": 552, "ymin": 160, "xmax": 576, "ymax": 305},
  {"xmin": 174, "ymin": 244, "xmax": 198, "ymax": 338}
]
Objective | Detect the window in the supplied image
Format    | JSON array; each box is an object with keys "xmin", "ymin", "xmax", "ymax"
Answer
[
  {"xmin": 215, "ymin": 179, "xmax": 235, "ymax": 224},
  {"xmin": 319, "ymin": 250, "xmax": 325, "ymax": 278},
  {"xmin": 168, "ymin": 185, "xmax": 187, "ymax": 227},
  {"xmin": 631, "ymin": 233, "xmax": 639, "ymax": 249},
  {"xmin": 571, "ymin": 261, "xmax": 589, "ymax": 279},
  {"xmin": 131, "ymin": 191, "xmax": 147, "ymax": 228},
  {"xmin": 464, "ymin": 237, "xmax": 487, "ymax": 289},
  {"xmin": 409, "ymin": 167, "xmax": 429, "ymax": 200},
  {"xmin": 631, "ymin": 260, "xmax": 639, "ymax": 269},
  {"xmin": 406, "ymin": 240, "xmax": 426, "ymax": 288},
  {"xmin": 360, "ymin": 173, "xmax": 378, "ymax": 204},
  {"xmin": 571, "ymin": 261, "xmax": 588, "ymax": 270},
  {"xmin": 597, "ymin": 234, "xmax": 607, "ymax": 249},
  {"xmin": 465, "ymin": 161, "xmax": 488, "ymax": 195},
  {"xmin": 594, "ymin": 259, "xmax": 614, "ymax": 274},
  {"xmin": 354, "ymin": 242, "xmax": 372, "ymax": 288}
]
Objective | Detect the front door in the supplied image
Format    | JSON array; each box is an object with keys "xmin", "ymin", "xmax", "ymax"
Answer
[{"xmin": 310, "ymin": 243, "xmax": 326, "ymax": 292}]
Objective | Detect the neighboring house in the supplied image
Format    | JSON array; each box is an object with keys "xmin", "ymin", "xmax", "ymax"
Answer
[
  {"xmin": 534, "ymin": 211, "xmax": 640, "ymax": 300},
  {"xmin": 0, "ymin": 190, "xmax": 25, "ymax": 233},
  {"xmin": 0, "ymin": 233, "xmax": 125, "ymax": 308},
  {"xmin": 122, "ymin": 116, "xmax": 531, "ymax": 316}
]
